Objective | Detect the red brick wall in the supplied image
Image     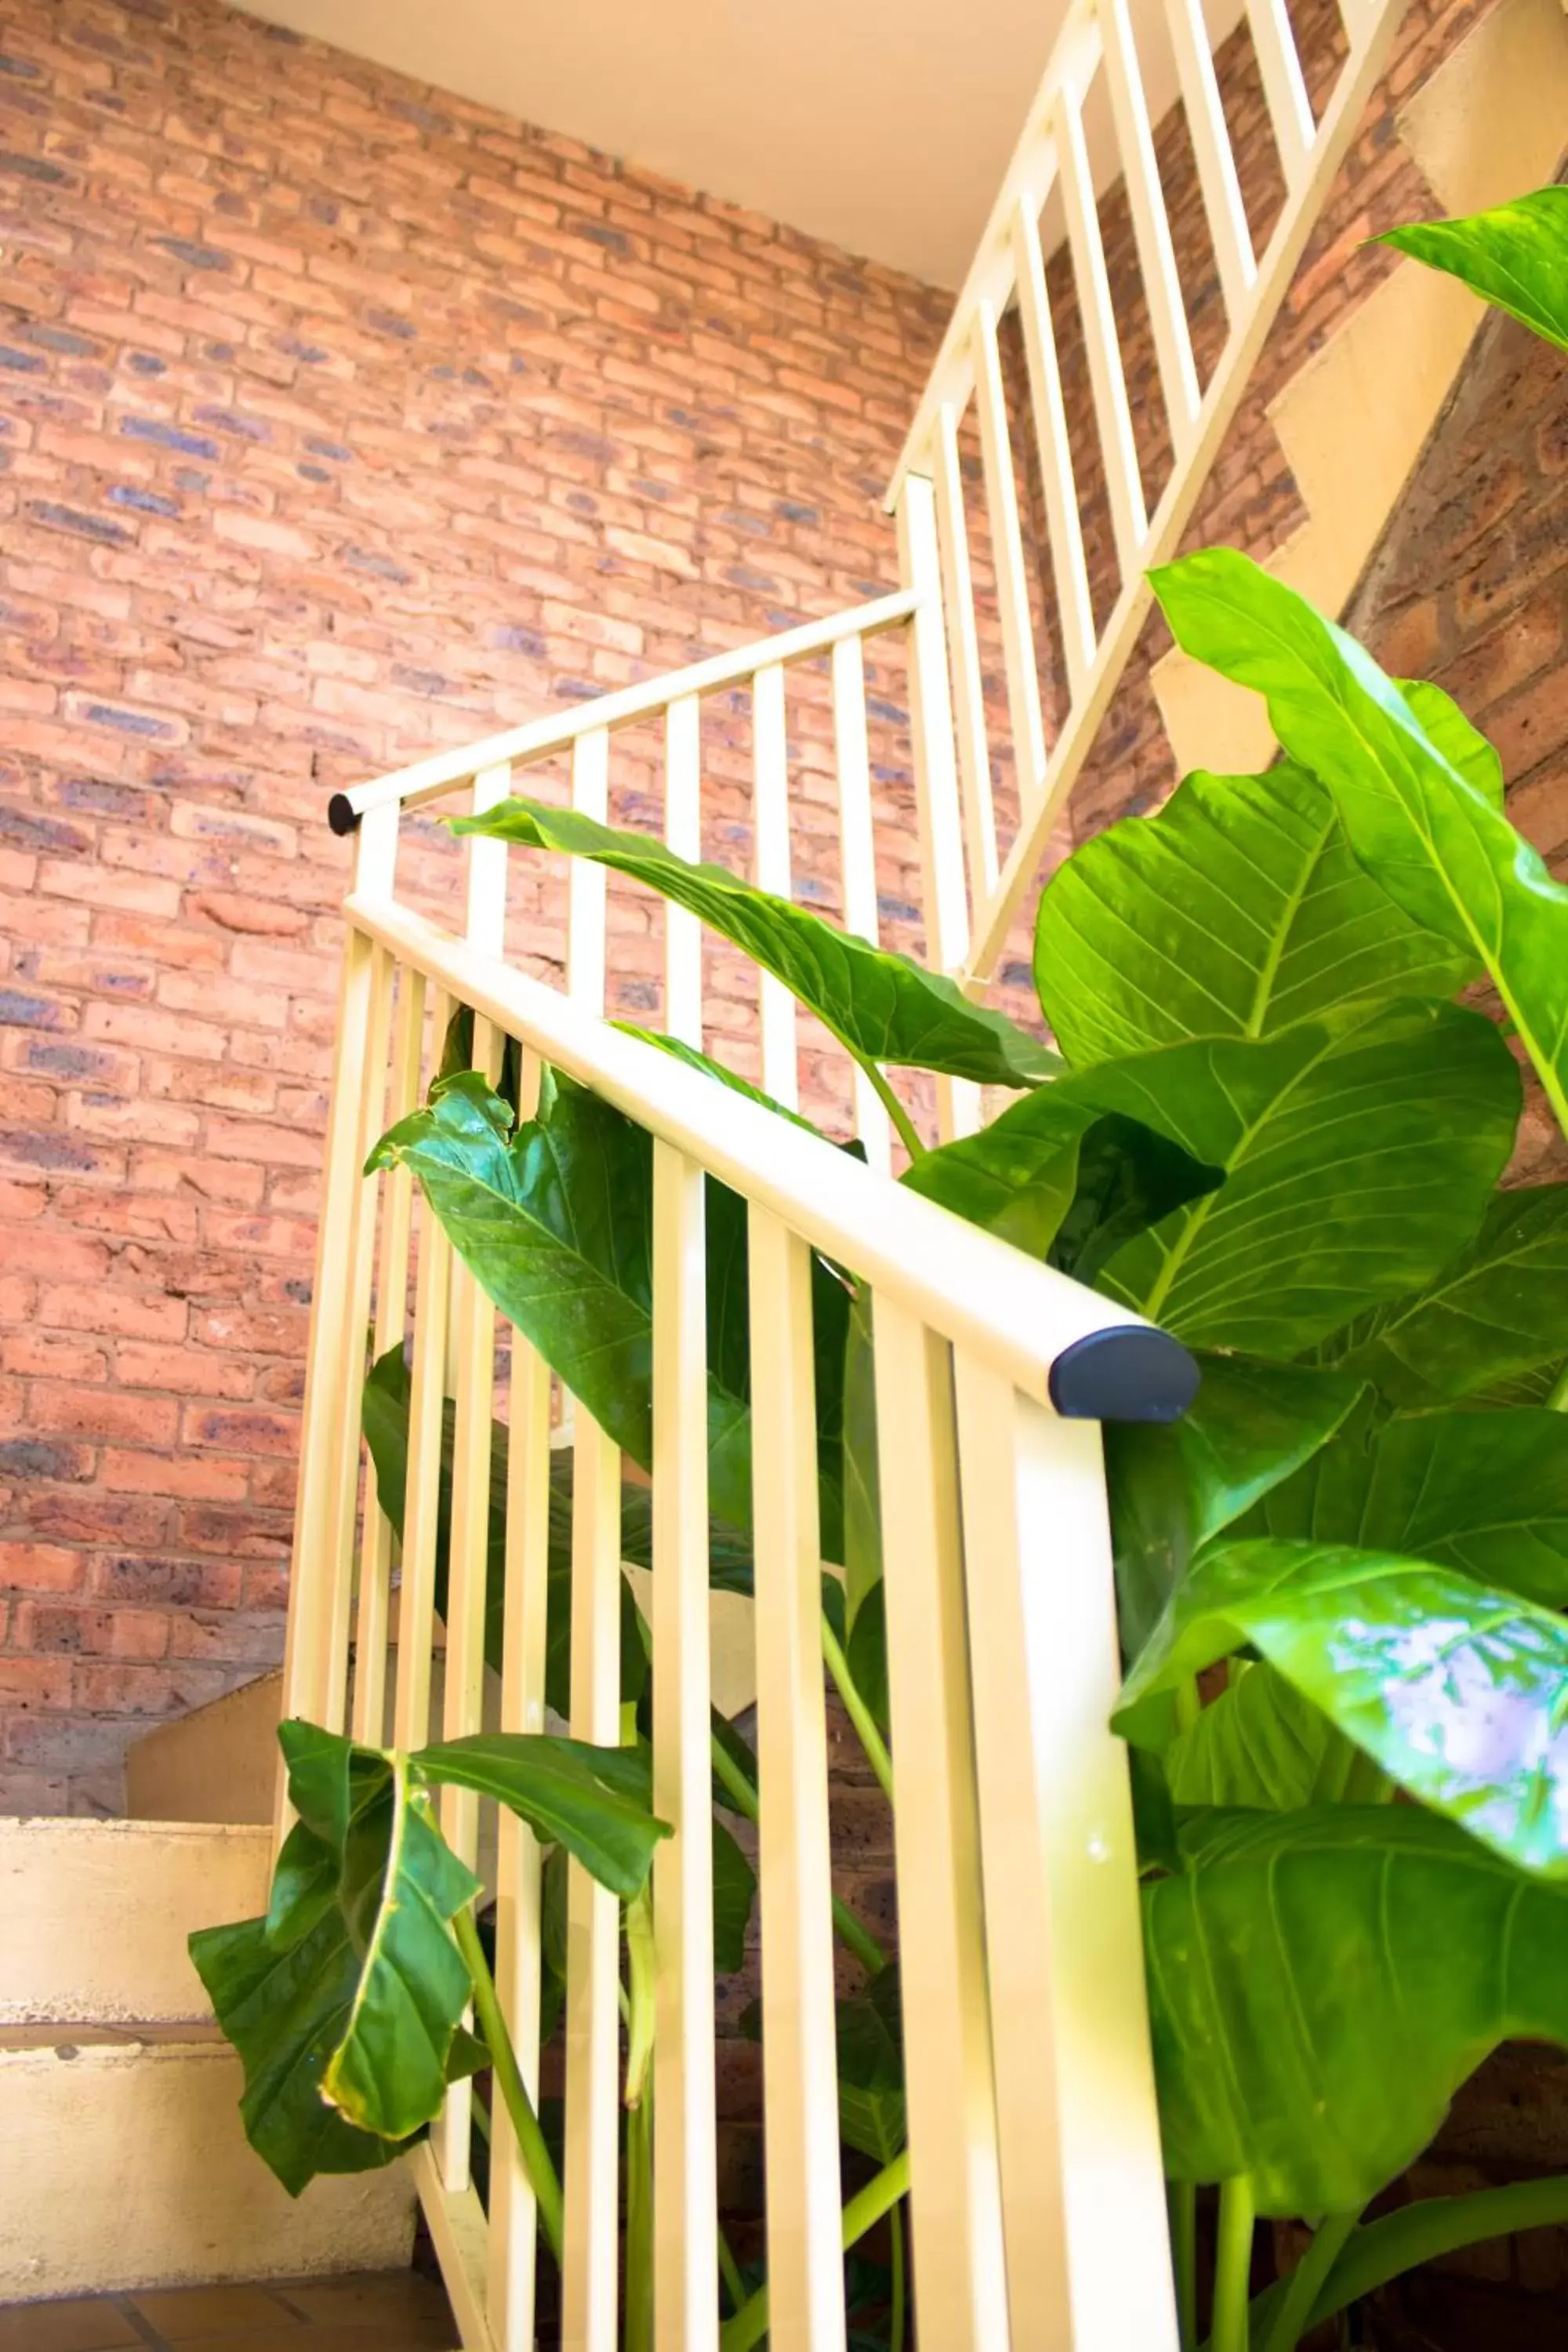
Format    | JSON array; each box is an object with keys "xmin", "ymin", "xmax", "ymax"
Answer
[
  {"xmin": 0, "ymin": 0, "xmax": 1519, "ymax": 1810},
  {"xmin": 0, "ymin": 0, "xmax": 955, "ymax": 1810}
]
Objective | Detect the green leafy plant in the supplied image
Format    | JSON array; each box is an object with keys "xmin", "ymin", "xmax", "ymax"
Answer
[
  {"xmin": 191, "ymin": 1715, "xmax": 670, "ymax": 2257},
  {"xmin": 201, "ymin": 181, "xmax": 1568, "ymax": 2350}
]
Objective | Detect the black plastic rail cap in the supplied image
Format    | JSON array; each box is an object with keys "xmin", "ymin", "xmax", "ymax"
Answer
[{"xmin": 1048, "ymin": 1325, "xmax": 1200, "ymax": 1424}]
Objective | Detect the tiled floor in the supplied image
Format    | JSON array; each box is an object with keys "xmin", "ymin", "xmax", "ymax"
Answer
[{"xmin": 0, "ymin": 2272, "xmax": 458, "ymax": 2352}]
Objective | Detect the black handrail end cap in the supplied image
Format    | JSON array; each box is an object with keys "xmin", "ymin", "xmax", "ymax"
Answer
[
  {"xmin": 1049, "ymin": 1325, "xmax": 1200, "ymax": 1425},
  {"xmin": 327, "ymin": 792, "xmax": 361, "ymax": 837}
]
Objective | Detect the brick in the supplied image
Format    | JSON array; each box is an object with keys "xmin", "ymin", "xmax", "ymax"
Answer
[
  {"xmin": 28, "ymin": 1383, "xmax": 180, "ymax": 1446},
  {"xmin": 114, "ymin": 1341, "xmax": 254, "ymax": 1400},
  {"xmin": 37, "ymin": 1286, "xmax": 187, "ymax": 1343},
  {"xmin": 0, "ymin": 1541, "xmax": 87, "ymax": 1593},
  {"xmin": 100, "ymin": 1446, "xmax": 249, "ymax": 1501}
]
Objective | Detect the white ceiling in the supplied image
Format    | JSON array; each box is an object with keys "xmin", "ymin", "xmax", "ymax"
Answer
[{"xmin": 238, "ymin": 0, "xmax": 1080, "ymax": 288}]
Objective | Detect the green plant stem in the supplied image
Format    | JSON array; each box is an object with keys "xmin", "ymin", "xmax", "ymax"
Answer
[
  {"xmin": 821, "ymin": 1613, "xmax": 895, "ymax": 1805},
  {"xmin": 1212, "ymin": 2176, "xmax": 1257, "ymax": 2352},
  {"xmin": 719, "ymin": 2151, "xmax": 912, "ymax": 2352},
  {"xmin": 1170, "ymin": 2180, "xmax": 1198, "ymax": 2351},
  {"xmin": 858, "ymin": 1054, "xmax": 926, "ymax": 1163},
  {"xmin": 1301, "ymin": 2175, "xmax": 1568, "ymax": 2335},
  {"xmin": 889, "ymin": 2196, "xmax": 907, "ymax": 2351},
  {"xmin": 1258, "ymin": 2209, "xmax": 1360, "ymax": 2352},
  {"xmin": 717, "ymin": 2222, "xmax": 747, "ymax": 2317},
  {"xmin": 625, "ymin": 2092, "xmax": 653, "ymax": 2352},
  {"xmin": 1548, "ymin": 1360, "xmax": 1568, "ymax": 1410},
  {"xmin": 452, "ymin": 1904, "xmax": 564, "ymax": 2264},
  {"xmin": 624, "ymin": 1886, "xmax": 656, "ymax": 2110},
  {"xmin": 710, "ymin": 1726, "xmax": 887, "ymax": 1976}
]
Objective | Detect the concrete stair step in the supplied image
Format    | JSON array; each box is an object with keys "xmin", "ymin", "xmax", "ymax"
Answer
[
  {"xmin": 0, "ymin": 1819, "xmax": 414, "ymax": 2298},
  {"xmin": 0, "ymin": 2027, "xmax": 413, "ymax": 2301}
]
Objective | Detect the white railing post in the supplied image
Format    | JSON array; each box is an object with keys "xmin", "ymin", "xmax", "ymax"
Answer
[
  {"xmin": 274, "ymin": 801, "xmax": 397, "ymax": 1829},
  {"xmin": 652, "ymin": 1142, "xmax": 720, "ymax": 2352},
  {"xmin": 955, "ymin": 1359, "xmax": 1180, "ymax": 2352},
  {"xmin": 872, "ymin": 1301, "xmax": 1010, "ymax": 2350},
  {"xmin": 895, "ymin": 471, "xmax": 980, "ymax": 1144},
  {"xmin": 748, "ymin": 1208, "xmax": 847, "ymax": 2351}
]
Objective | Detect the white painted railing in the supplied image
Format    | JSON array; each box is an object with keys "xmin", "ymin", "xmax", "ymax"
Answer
[
  {"xmin": 277, "ymin": 0, "xmax": 1430, "ymax": 2334},
  {"xmin": 328, "ymin": 590, "xmax": 928, "ymax": 1149},
  {"xmin": 884, "ymin": 0, "xmax": 1406, "ymax": 994},
  {"xmin": 281, "ymin": 792, "xmax": 1187, "ymax": 2350}
]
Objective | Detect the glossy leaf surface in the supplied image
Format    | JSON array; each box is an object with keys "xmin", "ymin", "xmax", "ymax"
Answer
[
  {"xmin": 1033, "ymin": 760, "xmax": 1475, "ymax": 1065},
  {"xmin": 415, "ymin": 1733, "xmax": 670, "ymax": 1898},
  {"xmin": 1152, "ymin": 547, "xmax": 1568, "ymax": 1131},
  {"xmin": 369, "ymin": 1073, "xmax": 849, "ymax": 1559},
  {"xmin": 1107, "ymin": 1355, "xmax": 1363, "ymax": 1659},
  {"xmin": 188, "ymin": 1878, "xmax": 422, "ymax": 2194},
  {"xmin": 193, "ymin": 1723, "xmax": 479, "ymax": 2158},
  {"xmin": 193, "ymin": 1719, "xmax": 670, "ymax": 2190},
  {"xmin": 1323, "ymin": 1184, "xmax": 1568, "ymax": 1408},
  {"xmin": 1145, "ymin": 1806, "xmax": 1568, "ymax": 2211},
  {"xmin": 1117, "ymin": 1538, "xmax": 1568, "ymax": 1873},
  {"xmin": 1241, "ymin": 1404, "xmax": 1568, "ymax": 1606},
  {"xmin": 369, "ymin": 1070, "xmax": 666, "ymax": 1474},
  {"xmin": 1163, "ymin": 1659, "xmax": 1379, "ymax": 1809},
  {"xmin": 902, "ymin": 1086, "xmax": 1220, "ymax": 1273},
  {"xmin": 452, "ymin": 797, "xmax": 1060, "ymax": 1087},
  {"xmin": 1379, "ymin": 187, "xmax": 1568, "ymax": 354},
  {"xmin": 1083, "ymin": 1002, "xmax": 1518, "ymax": 1354}
]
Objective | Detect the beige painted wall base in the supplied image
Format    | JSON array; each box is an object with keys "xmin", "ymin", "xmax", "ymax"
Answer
[
  {"xmin": 1152, "ymin": 0, "xmax": 1568, "ymax": 775},
  {"xmin": 125, "ymin": 1676, "xmax": 284, "ymax": 1828},
  {"xmin": 125, "ymin": 1581, "xmax": 761, "ymax": 1832},
  {"xmin": 0, "ymin": 2031, "xmax": 415, "ymax": 2301},
  {"xmin": 0, "ymin": 1817, "xmax": 270, "ymax": 2025}
]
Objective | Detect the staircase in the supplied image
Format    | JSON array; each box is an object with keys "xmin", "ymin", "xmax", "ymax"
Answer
[
  {"xmin": 8, "ymin": 0, "xmax": 1565, "ymax": 2336},
  {"xmin": 0, "ymin": 1818, "xmax": 413, "ymax": 2299}
]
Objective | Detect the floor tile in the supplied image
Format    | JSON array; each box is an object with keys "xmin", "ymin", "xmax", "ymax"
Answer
[
  {"xmin": 270, "ymin": 2276, "xmax": 452, "ymax": 2334},
  {"xmin": 129, "ymin": 2289, "xmax": 297, "ymax": 2341},
  {"xmin": 175, "ymin": 2328, "xmax": 452, "ymax": 2352},
  {"xmin": 0, "ymin": 2304, "xmax": 140, "ymax": 2352}
]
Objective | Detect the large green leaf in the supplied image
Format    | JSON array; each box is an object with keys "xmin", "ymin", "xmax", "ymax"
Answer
[
  {"xmin": 1116, "ymin": 1537, "xmax": 1568, "ymax": 1875},
  {"xmin": 369, "ymin": 1073, "xmax": 849, "ymax": 1561},
  {"xmin": 1080, "ymin": 1001, "xmax": 1518, "ymax": 1354},
  {"xmin": 415, "ymin": 1733, "xmax": 670, "ymax": 1899},
  {"xmin": 1163, "ymin": 1660, "xmax": 1381, "ymax": 1809},
  {"xmin": 1323, "ymin": 1183, "xmax": 1568, "ymax": 1409},
  {"xmin": 1152, "ymin": 547, "xmax": 1568, "ymax": 1132},
  {"xmin": 188, "ymin": 1880, "xmax": 423, "ymax": 2195},
  {"xmin": 903, "ymin": 1087, "xmax": 1221, "ymax": 1276},
  {"xmin": 192, "ymin": 1720, "xmax": 670, "ymax": 2190},
  {"xmin": 1145, "ymin": 1806, "xmax": 1568, "ymax": 2212},
  {"xmin": 1033, "ymin": 760, "xmax": 1476, "ymax": 1067},
  {"xmin": 1241, "ymin": 1404, "xmax": 1568, "ymax": 1606},
  {"xmin": 1379, "ymin": 187, "xmax": 1568, "ymax": 354},
  {"xmin": 451, "ymin": 797, "xmax": 1060, "ymax": 1089},
  {"xmin": 192, "ymin": 1722, "xmax": 481, "ymax": 2157},
  {"xmin": 1106, "ymin": 1355, "xmax": 1363, "ymax": 1659},
  {"xmin": 369, "ymin": 1069, "xmax": 666, "ymax": 1472}
]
